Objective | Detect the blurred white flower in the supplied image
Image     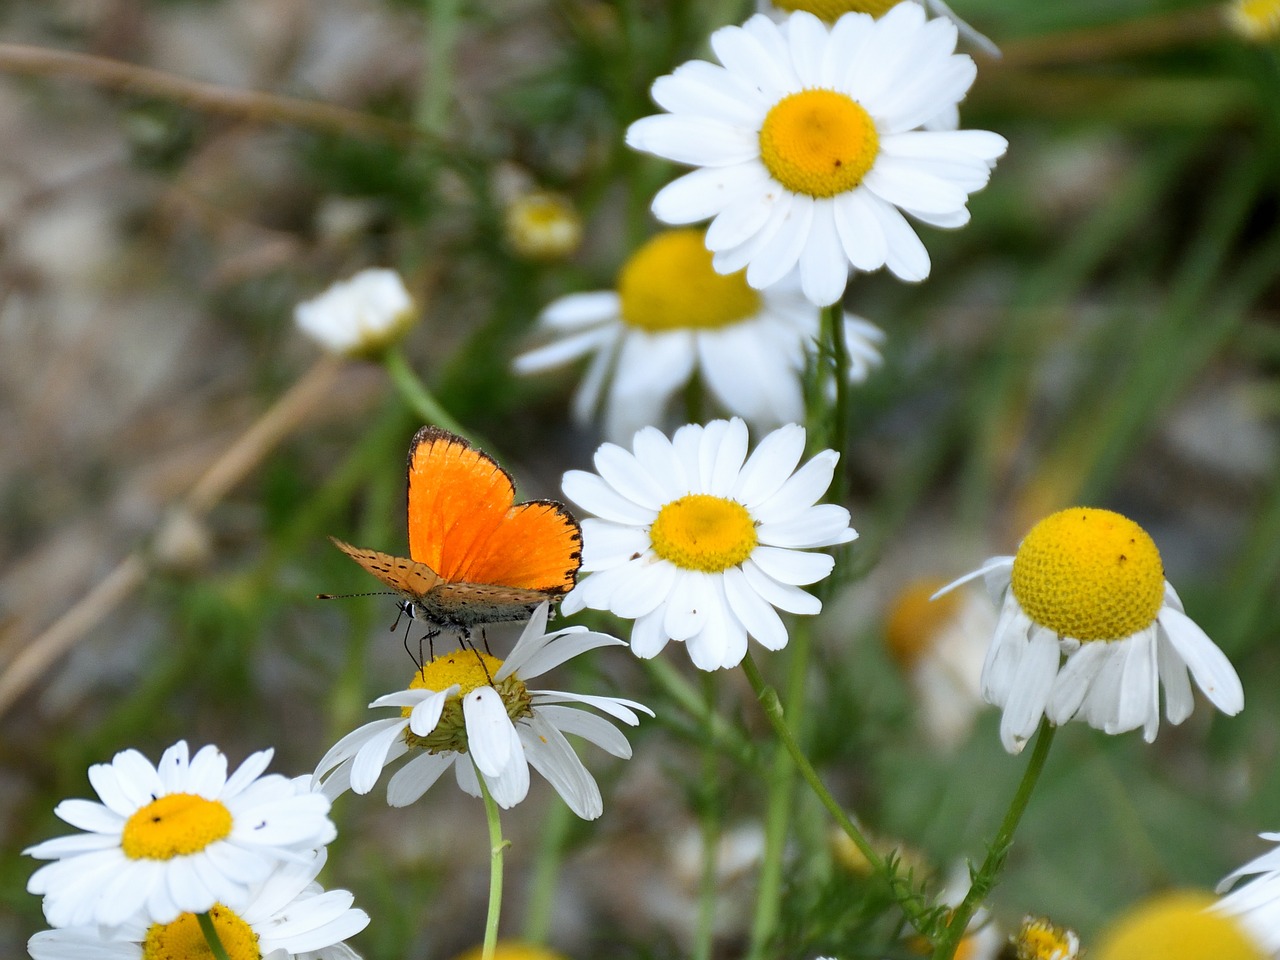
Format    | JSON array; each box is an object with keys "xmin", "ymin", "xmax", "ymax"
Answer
[{"xmin": 295, "ymin": 268, "xmax": 416, "ymax": 356}]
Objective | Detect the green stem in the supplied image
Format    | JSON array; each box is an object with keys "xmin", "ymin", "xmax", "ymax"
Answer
[
  {"xmin": 824, "ymin": 301, "xmax": 850, "ymax": 504},
  {"xmin": 745, "ymin": 625, "xmax": 813, "ymax": 960},
  {"xmin": 416, "ymin": 0, "xmax": 462, "ymax": 136},
  {"xmin": 197, "ymin": 912, "xmax": 232, "ymax": 960},
  {"xmin": 739, "ymin": 652, "xmax": 931, "ymax": 932},
  {"xmin": 522, "ymin": 795, "xmax": 572, "ymax": 944},
  {"xmin": 382, "ymin": 345, "xmax": 469, "ymax": 438},
  {"xmin": 931, "ymin": 720, "xmax": 1057, "ymax": 960},
  {"xmin": 642, "ymin": 658, "xmax": 756, "ymax": 768},
  {"xmin": 693, "ymin": 672, "xmax": 721, "ymax": 960},
  {"xmin": 477, "ymin": 768, "xmax": 509, "ymax": 960}
]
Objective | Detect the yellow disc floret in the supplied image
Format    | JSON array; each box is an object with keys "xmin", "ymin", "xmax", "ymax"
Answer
[
  {"xmin": 650, "ymin": 494, "xmax": 758, "ymax": 572},
  {"xmin": 759, "ymin": 89, "xmax": 879, "ymax": 198},
  {"xmin": 885, "ymin": 578, "xmax": 962, "ymax": 668},
  {"xmin": 452, "ymin": 944, "xmax": 571, "ymax": 960},
  {"xmin": 1094, "ymin": 890, "xmax": 1267, "ymax": 960},
  {"xmin": 121, "ymin": 793, "xmax": 233, "ymax": 861},
  {"xmin": 1010, "ymin": 507, "xmax": 1165, "ymax": 642},
  {"xmin": 143, "ymin": 905, "xmax": 260, "ymax": 960},
  {"xmin": 773, "ymin": 0, "xmax": 901, "ymax": 18},
  {"xmin": 618, "ymin": 230, "xmax": 761, "ymax": 332},
  {"xmin": 405, "ymin": 651, "xmax": 532, "ymax": 755}
]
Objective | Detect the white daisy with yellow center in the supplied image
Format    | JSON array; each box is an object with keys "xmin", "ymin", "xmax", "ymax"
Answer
[
  {"xmin": 28, "ymin": 848, "xmax": 368, "ymax": 960},
  {"xmin": 515, "ymin": 229, "xmax": 884, "ymax": 443},
  {"xmin": 1227, "ymin": 0, "xmax": 1280, "ymax": 41},
  {"xmin": 294, "ymin": 268, "xmax": 416, "ymax": 357},
  {"xmin": 312, "ymin": 603, "xmax": 650, "ymax": 821},
  {"xmin": 24, "ymin": 742, "xmax": 336, "ymax": 930},
  {"xmin": 938, "ymin": 508, "xmax": 1244, "ymax": 754},
  {"xmin": 560, "ymin": 418, "xmax": 856, "ymax": 671},
  {"xmin": 1215, "ymin": 833, "xmax": 1280, "ymax": 954},
  {"xmin": 1014, "ymin": 916, "xmax": 1080, "ymax": 960},
  {"xmin": 625, "ymin": 6, "xmax": 1007, "ymax": 307}
]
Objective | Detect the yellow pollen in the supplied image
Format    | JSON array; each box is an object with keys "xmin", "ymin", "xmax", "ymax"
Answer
[
  {"xmin": 405, "ymin": 653, "xmax": 532, "ymax": 755},
  {"xmin": 1010, "ymin": 507, "xmax": 1165, "ymax": 642},
  {"xmin": 1227, "ymin": 0, "xmax": 1280, "ymax": 40},
  {"xmin": 121, "ymin": 793, "xmax": 233, "ymax": 861},
  {"xmin": 649, "ymin": 494, "xmax": 758, "ymax": 572},
  {"xmin": 772, "ymin": 0, "xmax": 901, "ymax": 18},
  {"xmin": 618, "ymin": 230, "xmax": 761, "ymax": 332},
  {"xmin": 1016, "ymin": 916, "xmax": 1078, "ymax": 960},
  {"xmin": 1094, "ymin": 890, "xmax": 1267, "ymax": 960},
  {"xmin": 759, "ymin": 89, "xmax": 879, "ymax": 198},
  {"xmin": 885, "ymin": 578, "xmax": 963, "ymax": 668},
  {"xmin": 143, "ymin": 905, "xmax": 260, "ymax": 960},
  {"xmin": 412, "ymin": 650, "xmax": 505, "ymax": 698}
]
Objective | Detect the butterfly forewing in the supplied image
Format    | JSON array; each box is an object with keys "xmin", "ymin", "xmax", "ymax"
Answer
[
  {"xmin": 407, "ymin": 426, "xmax": 516, "ymax": 581},
  {"xmin": 406, "ymin": 426, "xmax": 581, "ymax": 591}
]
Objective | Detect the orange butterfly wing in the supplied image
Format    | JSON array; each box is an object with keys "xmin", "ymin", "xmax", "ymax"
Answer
[
  {"xmin": 328, "ymin": 537, "xmax": 442, "ymax": 600},
  {"xmin": 406, "ymin": 426, "xmax": 582, "ymax": 594}
]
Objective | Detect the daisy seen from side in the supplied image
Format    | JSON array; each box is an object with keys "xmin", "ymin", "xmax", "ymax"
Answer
[
  {"xmin": 514, "ymin": 228, "xmax": 884, "ymax": 443},
  {"xmin": 25, "ymin": 741, "xmax": 336, "ymax": 930},
  {"xmin": 626, "ymin": 6, "xmax": 1007, "ymax": 306},
  {"xmin": 560, "ymin": 418, "xmax": 856, "ymax": 671},
  {"xmin": 294, "ymin": 268, "xmax": 417, "ymax": 357},
  {"xmin": 28, "ymin": 848, "xmax": 369, "ymax": 960},
  {"xmin": 312, "ymin": 603, "xmax": 650, "ymax": 821},
  {"xmin": 1215, "ymin": 832, "xmax": 1280, "ymax": 955},
  {"xmin": 937, "ymin": 507, "xmax": 1244, "ymax": 754}
]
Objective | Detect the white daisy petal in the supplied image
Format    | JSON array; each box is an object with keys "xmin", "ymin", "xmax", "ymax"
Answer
[
  {"xmin": 741, "ymin": 559, "xmax": 822, "ymax": 615},
  {"xmin": 732, "ymin": 422, "xmax": 807, "ymax": 504},
  {"xmin": 464, "ymin": 686, "xmax": 515, "ymax": 778},
  {"xmin": 521, "ymin": 714, "xmax": 602, "ymax": 820},
  {"xmin": 724, "ymin": 565, "xmax": 789, "ymax": 650},
  {"xmin": 1158, "ymin": 606, "xmax": 1244, "ymax": 714},
  {"xmin": 797, "ymin": 200, "xmax": 851, "ymax": 306},
  {"xmin": 654, "ymin": 162, "xmax": 773, "ymax": 225},
  {"xmin": 652, "ymin": 62, "xmax": 768, "ymax": 125},
  {"xmin": 537, "ymin": 705, "xmax": 633, "ymax": 758},
  {"xmin": 752, "ymin": 449, "xmax": 839, "ymax": 523},
  {"xmin": 757, "ymin": 503, "xmax": 855, "ymax": 548},
  {"xmin": 626, "ymin": 116, "xmax": 760, "ymax": 167},
  {"xmin": 562, "ymin": 470, "xmax": 657, "ymax": 526},
  {"xmin": 747, "ymin": 546, "xmax": 835, "ymax": 586}
]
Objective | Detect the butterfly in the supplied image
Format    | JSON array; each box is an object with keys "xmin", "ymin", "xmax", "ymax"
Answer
[{"xmin": 326, "ymin": 425, "xmax": 582, "ymax": 629}]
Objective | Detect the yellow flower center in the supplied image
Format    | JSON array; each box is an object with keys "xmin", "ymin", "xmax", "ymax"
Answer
[
  {"xmin": 1009, "ymin": 507, "xmax": 1165, "ymax": 642},
  {"xmin": 1094, "ymin": 891, "xmax": 1267, "ymax": 960},
  {"xmin": 1227, "ymin": 0, "xmax": 1280, "ymax": 40},
  {"xmin": 452, "ymin": 944, "xmax": 571, "ymax": 960},
  {"xmin": 618, "ymin": 230, "xmax": 761, "ymax": 332},
  {"xmin": 1016, "ymin": 916, "xmax": 1078, "ymax": 960},
  {"xmin": 121, "ymin": 793, "xmax": 233, "ymax": 861},
  {"xmin": 649, "ymin": 494, "xmax": 758, "ymax": 572},
  {"xmin": 505, "ymin": 191, "xmax": 583, "ymax": 260},
  {"xmin": 143, "ymin": 905, "xmax": 260, "ymax": 960},
  {"xmin": 885, "ymin": 578, "xmax": 962, "ymax": 668},
  {"xmin": 772, "ymin": 0, "xmax": 901, "ymax": 18},
  {"xmin": 759, "ymin": 89, "xmax": 880, "ymax": 198},
  {"xmin": 405, "ymin": 652, "xmax": 532, "ymax": 755}
]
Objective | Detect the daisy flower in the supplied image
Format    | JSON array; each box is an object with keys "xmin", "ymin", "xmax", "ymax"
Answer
[
  {"xmin": 514, "ymin": 228, "xmax": 884, "ymax": 442},
  {"xmin": 25, "ymin": 741, "xmax": 336, "ymax": 930},
  {"xmin": 28, "ymin": 848, "xmax": 368, "ymax": 960},
  {"xmin": 625, "ymin": 6, "xmax": 1007, "ymax": 306},
  {"xmin": 504, "ymin": 190, "xmax": 584, "ymax": 261},
  {"xmin": 1013, "ymin": 916, "xmax": 1081, "ymax": 960},
  {"xmin": 312, "ymin": 603, "xmax": 650, "ymax": 821},
  {"xmin": 560, "ymin": 418, "xmax": 856, "ymax": 671},
  {"xmin": 937, "ymin": 507, "xmax": 1244, "ymax": 754},
  {"xmin": 1215, "ymin": 833, "xmax": 1280, "ymax": 954},
  {"xmin": 295, "ymin": 268, "xmax": 416, "ymax": 356},
  {"xmin": 1097, "ymin": 890, "xmax": 1267, "ymax": 960}
]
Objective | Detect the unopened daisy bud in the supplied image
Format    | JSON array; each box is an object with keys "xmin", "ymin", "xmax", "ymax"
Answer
[
  {"xmin": 504, "ymin": 190, "xmax": 584, "ymax": 261},
  {"xmin": 1097, "ymin": 890, "xmax": 1267, "ymax": 960},
  {"xmin": 937, "ymin": 507, "xmax": 1244, "ymax": 754},
  {"xmin": 25, "ymin": 742, "xmax": 336, "ymax": 930},
  {"xmin": 295, "ymin": 267, "xmax": 416, "ymax": 357},
  {"xmin": 885, "ymin": 577, "xmax": 992, "ymax": 750},
  {"xmin": 1226, "ymin": 0, "xmax": 1280, "ymax": 40},
  {"xmin": 1015, "ymin": 915, "xmax": 1080, "ymax": 960}
]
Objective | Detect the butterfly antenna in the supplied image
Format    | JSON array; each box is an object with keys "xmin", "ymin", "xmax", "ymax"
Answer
[{"xmin": 316, "ymin": 591, "xmax": 399, "ymax": 601}]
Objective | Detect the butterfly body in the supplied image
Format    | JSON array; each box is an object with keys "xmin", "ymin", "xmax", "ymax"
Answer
[{"xmin": 329, "ymin": 426, "xmax": 582, "ymax": 628}]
